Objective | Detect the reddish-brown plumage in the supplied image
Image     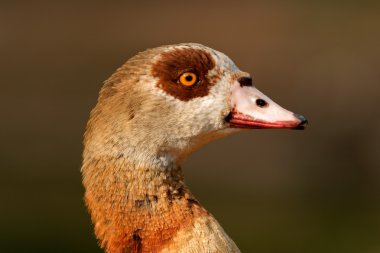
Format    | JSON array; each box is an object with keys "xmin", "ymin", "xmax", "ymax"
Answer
[
  {"xmin": 151, "ymin": 47, "xmax": 218, "ymax": 101},
  {"xmin": 83, "ymin": 160, "xmax": 208, "ymax": 253}
]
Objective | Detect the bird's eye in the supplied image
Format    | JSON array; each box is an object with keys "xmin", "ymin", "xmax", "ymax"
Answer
[{"xmin": 179, "ymin": 72, "xmax": 198, "ymax": 87}]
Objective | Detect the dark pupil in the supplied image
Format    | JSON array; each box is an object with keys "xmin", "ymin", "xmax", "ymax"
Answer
[
  {"xmin": 185, "ymin": 75, "xmax": 193, "ymax": 82},
  {"xmin": 256, "ymin": 99, "xmax": 267, "ymax": 107}
]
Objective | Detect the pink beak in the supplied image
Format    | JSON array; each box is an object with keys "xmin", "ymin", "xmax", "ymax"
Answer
[{"xmin": 227, "ymin": 77, "xmax": 307, "ymax": 130}]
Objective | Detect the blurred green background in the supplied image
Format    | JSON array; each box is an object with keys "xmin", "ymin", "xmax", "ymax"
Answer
[{"xmin": 1, "ymin": 1, "xmax": 380, "ymax": 252}]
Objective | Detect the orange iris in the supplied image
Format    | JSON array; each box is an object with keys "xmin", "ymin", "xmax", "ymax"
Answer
[{"xmin": 179, "ymin": 72, "xmax": 198, "ymax": 87}]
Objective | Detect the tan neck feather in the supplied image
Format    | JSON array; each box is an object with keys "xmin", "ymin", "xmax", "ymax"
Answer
[{"xmin": 82, "ymin": 156, "xmax": 239, "ymax": 253}]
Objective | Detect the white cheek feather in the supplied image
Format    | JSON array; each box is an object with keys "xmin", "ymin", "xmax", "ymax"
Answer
[
  {"xmin": 211, "ymin": 50, "xmax": 239, "ymax": 72},
  {"xmin": 146, "ymin": 74, "xmax": 233, "ymax": 161}
]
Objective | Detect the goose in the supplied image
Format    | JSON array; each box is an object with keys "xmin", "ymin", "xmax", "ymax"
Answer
[{"xmin": 81, "ymin": 43, "xmax": 307, "ymax": 253}]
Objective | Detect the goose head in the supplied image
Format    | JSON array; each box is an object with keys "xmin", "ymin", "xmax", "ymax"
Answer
[{"xmin": 85, "ymin": 43, "xmax": 306, "ymax": 166}]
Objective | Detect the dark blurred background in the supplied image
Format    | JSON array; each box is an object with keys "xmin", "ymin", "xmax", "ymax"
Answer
[{"xmin": 1, "ymin": 1, "xmax": 380, "ymax": 252}]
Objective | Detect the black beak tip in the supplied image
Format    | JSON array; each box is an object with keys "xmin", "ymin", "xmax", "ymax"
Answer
[{"xmin": 293, "ymin": 113, "xmax": 308, "ymax": 128}]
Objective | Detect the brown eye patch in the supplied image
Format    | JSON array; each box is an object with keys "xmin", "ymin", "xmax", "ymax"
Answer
[{"xmin": 151, "ymin": 47, "xmax": 218, "ymax": 101}]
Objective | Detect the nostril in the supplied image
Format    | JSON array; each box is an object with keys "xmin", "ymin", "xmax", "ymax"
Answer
[{"xmin": 256, "ymin": 99, "xmax": 267, "ymax": 107}]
